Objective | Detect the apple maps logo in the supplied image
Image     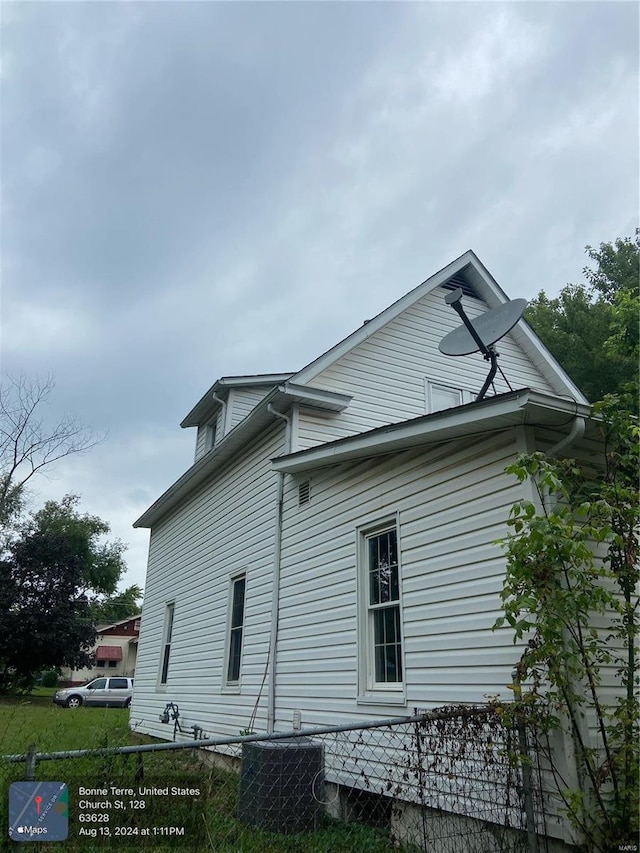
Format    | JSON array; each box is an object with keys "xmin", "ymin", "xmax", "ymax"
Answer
[{"xmin": 9, "ymin": 782, "xmax": 68, "ymax": 842}]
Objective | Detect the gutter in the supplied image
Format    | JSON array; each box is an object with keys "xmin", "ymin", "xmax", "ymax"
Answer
[
  {"xmin": 266, "ymin": 405, "xmax": 292, "ymax": 734},
  {"xmin": 270, "ymin": 389, "xmax": 592, "ymax": 475}
]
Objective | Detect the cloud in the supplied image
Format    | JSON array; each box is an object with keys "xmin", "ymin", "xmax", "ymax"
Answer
[{"xmin": 1, "ymin": 1, "xmax": 637, "ymax": 592}]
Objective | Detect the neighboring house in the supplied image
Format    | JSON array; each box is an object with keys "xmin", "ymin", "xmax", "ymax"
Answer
[
  {"xmin": 62, "ymin": 614, "xmax": 141, "ymax": 685},
  {"xmin": 131, "ymin": 250, "xmax": 602, "ymax": 840}
]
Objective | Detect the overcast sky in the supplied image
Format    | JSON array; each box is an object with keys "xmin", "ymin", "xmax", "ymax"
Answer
[{"xmin": 1, "ymin": 1, "xmax": 638, "ymax": 596}]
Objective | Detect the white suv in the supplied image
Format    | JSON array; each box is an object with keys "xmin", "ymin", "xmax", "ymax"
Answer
[{"xmin": 53, "ymin": 677, "xmax": 134, "ymax": 709}]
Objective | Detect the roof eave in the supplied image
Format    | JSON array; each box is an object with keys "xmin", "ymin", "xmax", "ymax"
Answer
[{"xmin": 271, "ymin": 390, "xmax": 593, "ymax": 474}]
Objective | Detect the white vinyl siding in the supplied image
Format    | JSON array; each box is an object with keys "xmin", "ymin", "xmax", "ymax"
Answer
[
  {"xmin": 228, "ymin": 388, "xmax": 271, "ymax": 430},
  {"xmin": 132, "ymin": 422, "xmax": 284, "ymax": 739},
  {"xmin": 194, "ymin": 408, "xmax": 224, "ymax": 461},
  {"xmin": 297, "ymin": 287, "xmax": 555, "ymax": 450},
  {"xmin": 193, "ymin": 388, "xmax": 271, "ymax": 461},
  {"xmin": 273, "ymin": 428, "xmax": 531, "ymax": 726}
]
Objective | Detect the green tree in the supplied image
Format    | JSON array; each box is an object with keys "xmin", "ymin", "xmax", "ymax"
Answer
[
  {"xmin": 526, "ymin": 234, "xmax": 639, "ymax": 413},
  {"xmin": 0, "ymin": 495, "xmax": 128, "ymax": 691},
  {"xmin": 494, "ymin": 398, "xmax": 639, "ymax": 851},
  {"xmin": 92, "ymin": 583, "xmax": 143, "ymax": 624}
]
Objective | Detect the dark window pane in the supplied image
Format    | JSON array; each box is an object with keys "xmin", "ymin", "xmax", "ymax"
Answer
[
  {"xmin": 231, "ymin": 578, "xmax": 246, "ymax": 628},
  {"xmin": 373, "ymin": 605, "xmax": 401, "ymax": 683},
  {"xmin": 227, "ymin": 628, "xmax": 243, "ymax": 682},
  {"xmin": 166, "ymin": 606, "xmax": 174, "ymax": 642},
  {"xmin": 390, "ymin": 564, "xmax": 399, "ymax": 600},
  {"xmin": 370, "ymin": 567, "xmax": 380, "ymax": 605},
  {"xmin": 227, "ymin": 577, "xmax": 246, "ymax": 682},
  {"xmin": 379, "ymin": 533, "xmax": 389, "ymax": 571},
  {"xmin": 160, "ymin": 644, "xmax": 171, "ymax": 684}
]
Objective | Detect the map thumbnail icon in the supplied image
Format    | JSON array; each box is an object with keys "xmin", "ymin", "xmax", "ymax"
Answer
[{"xmin": 9, "ymin": 782, "xmax": 68, "ymax": 842}]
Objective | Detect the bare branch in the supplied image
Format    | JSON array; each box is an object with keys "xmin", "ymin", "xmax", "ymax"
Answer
[{"xmin": 0, "ymin": 373, "xmax": 104, "ymax": 527}]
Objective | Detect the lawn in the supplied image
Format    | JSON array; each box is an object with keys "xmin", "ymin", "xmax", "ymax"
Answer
[{"xmin": 0, "ymin": 694, "xmax": 402, "ymax": 852}]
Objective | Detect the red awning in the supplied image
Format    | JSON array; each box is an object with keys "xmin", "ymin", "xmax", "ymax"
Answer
[{"xmin": 95, "ymin": 646, "xmax": 123, "ymax": 661}]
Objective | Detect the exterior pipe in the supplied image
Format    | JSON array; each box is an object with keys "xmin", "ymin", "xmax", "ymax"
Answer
[
  {"xmin": 266, "ymin": 404, "xmax": 292, "ymax": 733},
  {"xmin": 547, "ymin": 415, "xmax": 585, "ymax": 458},
  {"xmin": 211, "ymin": 392, "xmax": 226, "ymax": 428},
  {"xmin": 543, "ymin": 414, "xmax": 586, "ymax": 514}
]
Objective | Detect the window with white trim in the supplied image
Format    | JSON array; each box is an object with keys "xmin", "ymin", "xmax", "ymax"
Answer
[
  {"xmin": 425, "ymin": 380, "xmax": 474, "ymax": 413},
  {"xmin": 225, "ymin": 575, "xmax": 246, "ymax": 685},
  {"xmin": 359, "ymin": 522, "xmax": 404, "ymax": 699},
  {"xmin": 205, "ymin": 421, "xmax": 217, "ymax": 451},
  {"xmin": 159, "ymin": 603, "xmax": 174, "ymax": 685}
]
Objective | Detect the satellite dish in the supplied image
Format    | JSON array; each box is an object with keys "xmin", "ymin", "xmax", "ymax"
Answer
[
  {"xmin": 438, "ymin": 290, "xmax": 528, "ymax": 401},
  {"xmin": 439, "ymin": 298, "xmax": 528, "ymax": 356}
]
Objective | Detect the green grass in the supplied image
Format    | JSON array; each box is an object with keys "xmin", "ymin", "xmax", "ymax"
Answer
[{"xmin": 0, "ymin": 701, "xmax": 403, "ymax": 852}]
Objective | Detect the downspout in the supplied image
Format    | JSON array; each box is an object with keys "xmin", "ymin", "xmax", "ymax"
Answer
[
  {"xmin": 547, "ymin": 415, "xmax": 585, "ymax": 458},
  {"xmin": 211, "ymin": 392, "xmax": 226, "ymax": 438},
  {"xmin": 541, "ymin": 415, "xmax": 586, "ymax": 515},
  {"xmin": 266, "ymin": 404, "xmax": 292, "ymax": 733},
  {"xmin": 542, "ymin": 411, "xmax": 589, "ymax": 793}
]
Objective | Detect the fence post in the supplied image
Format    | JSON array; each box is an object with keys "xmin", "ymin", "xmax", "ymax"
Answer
[
  {"xmin": 24, "ymin": 744, "xmax": 37, "ymax": 782},
  {"xmin": 512, "ymin": 670, "xmax": 539, "ymax": 853},
  {"xmin": 19, "ymin": 745, "xmax": 38, "ymax": 850}
]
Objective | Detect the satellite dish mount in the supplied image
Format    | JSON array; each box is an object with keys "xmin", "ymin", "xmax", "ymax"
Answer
[{"xmin": 438, "ymin": 289, "xmax": 528, "ymax": 402}]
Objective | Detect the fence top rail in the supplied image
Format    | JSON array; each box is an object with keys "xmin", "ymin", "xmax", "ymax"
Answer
[{"xmin": 2, "ymin": 704, "xmax": 499, "ymax": 764}]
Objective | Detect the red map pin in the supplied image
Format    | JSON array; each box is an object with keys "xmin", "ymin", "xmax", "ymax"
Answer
[{"xmin": 34, "ymin": 795, "xmax": 42, "ymax": 815}]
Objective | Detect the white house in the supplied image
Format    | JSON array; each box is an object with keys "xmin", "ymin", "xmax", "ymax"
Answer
[{"xmin": 131, "ymin": 249, "xmax": 595, "ymax": 767}]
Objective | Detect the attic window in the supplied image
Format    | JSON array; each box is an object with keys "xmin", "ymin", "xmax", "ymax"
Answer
[
  {"xmin": 298, "ymin": 480, "xmax": 311, "ymax": 506},
  {"xmin": 206, "ymin": 422, "xmax": 217, "ymax": 451}
]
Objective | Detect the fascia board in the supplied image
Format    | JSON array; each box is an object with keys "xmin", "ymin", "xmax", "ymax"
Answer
[
  {"xmin": 278, "ymin": 382, "xmax": 352, "ymax": 411},
  {"xmin": 271, "ymin": 390, "xmax": 593, "ymax": 474}
]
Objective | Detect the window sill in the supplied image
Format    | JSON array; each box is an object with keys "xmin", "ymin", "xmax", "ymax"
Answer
[
  {"xmin": 357, "ymin": 692, "xmax": 407, "ymax": 707},
  {"xmin": 221, "ymin": 685, "xmax": 241, "ymax": 694}
]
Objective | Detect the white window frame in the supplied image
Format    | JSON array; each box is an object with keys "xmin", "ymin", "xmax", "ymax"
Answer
[
  {"xmin": 157, "ymin": 602, "xmax": 175, "ymax": 690},
  {"xmin": 223, "ymin": 573, "xmax": 246, "ymax": 691},
  {"xmin": 425, "ymin": 380, "xmax": 474, "ymax": 414},
  {"xmin": 357, "ymin": 516, "xmax": 406, "ymax": 706}
]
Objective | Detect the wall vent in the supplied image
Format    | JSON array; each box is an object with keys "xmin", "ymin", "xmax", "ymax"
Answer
[
  {"xmin": 442, "ymin": 271, "xmax": 479, "ymax": 300},
  {"xmin": 298, "ymin": 480, "xmax": 310, "ymax": 506}
]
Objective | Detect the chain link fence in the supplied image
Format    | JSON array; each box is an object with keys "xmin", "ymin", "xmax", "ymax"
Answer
[
  {"xmin": 2, "ymin": 703, "xmax": 549, "ymax": 852},
  {"xmin": 232, "ymin": 705, "xmax": 547, "ymax": 852}
]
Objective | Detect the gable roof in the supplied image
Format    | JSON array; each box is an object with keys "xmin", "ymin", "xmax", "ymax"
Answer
[
  {"xmin": 135, "ymin": 251, "xmax": 589, "ymax": 530},
  {"xmin": 290, "ymin": 250, "xmax": 588, "ymax": 403}
]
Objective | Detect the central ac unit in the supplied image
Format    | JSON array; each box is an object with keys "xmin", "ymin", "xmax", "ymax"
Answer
[{"xmin": 238, "ymin": 737, "xmax": 324, "ymax": 834}]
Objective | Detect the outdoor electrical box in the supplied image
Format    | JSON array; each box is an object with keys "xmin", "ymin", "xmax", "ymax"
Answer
[{"xmin": 237, "ymin": 738, "xmax": 324, "ymax": 833}]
